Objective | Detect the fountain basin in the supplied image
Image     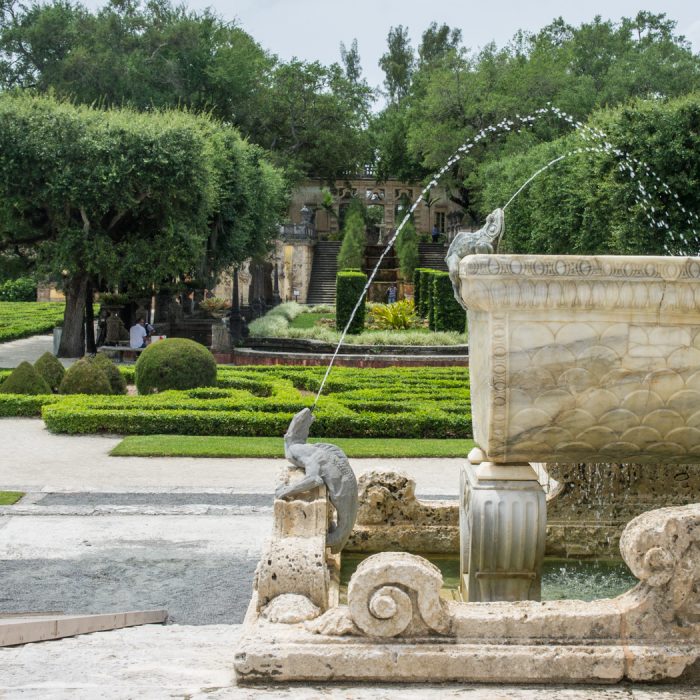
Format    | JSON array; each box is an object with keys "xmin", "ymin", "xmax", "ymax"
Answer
[
  {"xmin": 235, "ymin": 462, "xmax": 700, "ymax": 683},
  {"xmin": 460, "ymin": 254, "xmax": 700, "ymax": 464}
]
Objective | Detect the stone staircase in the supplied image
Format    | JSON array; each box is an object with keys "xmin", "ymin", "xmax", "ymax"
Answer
[
  {"xmin": 306, "ymin": 241, "xmax": 341, "ymax": 305},
  {"xmin": 419, "ymin": 242, "xmax": 449, "ymax": 271}
]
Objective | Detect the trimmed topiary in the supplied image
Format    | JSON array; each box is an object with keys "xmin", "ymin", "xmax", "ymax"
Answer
[
  {"xmin": 418, "ymin": 268, "xmax": 438, "ymax": 318},
  {"xmin": 59, "ymin": 358, "xmax": 112, "ymax": 395},
  {"xmin": 418, "ymin": 269, "xmax": 439, "ymax": 329},
  {"xmin": 395, "ymin": 220, "xmax": 419, "ymax": 279},
  {"xmin": 135, "ymin": 338, "xmax": 217, "ymax": 394},
  {"xmin": 91, "ymin": 354, "xmax": 127, "ymax": 395},
  {"xmin": 34, "ymin": 352, "xmax": 65, "ymax": 392},
  {"xmin": 432, "ymin": 272, "xmax": 467, "ymax": 332},
  {"xmin": 0, "ymin": 361, "xmax": 51, "ymax": 394},
  {"xmin": 413, "ymin": 267, "xmax": 427, "ymax": 317},
  {"xmin": 336, "ymin": 270, "xmax": 367, "ymax": 335}
]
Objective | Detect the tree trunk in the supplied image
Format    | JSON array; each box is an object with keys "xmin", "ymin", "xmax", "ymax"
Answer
[
  {"xmin": 84, "ymin": 279, "xmax": 96, "ymax": 355},
  {"xmin": 58, "ymin": 273, "xmax": 88, "ymax": 358}
]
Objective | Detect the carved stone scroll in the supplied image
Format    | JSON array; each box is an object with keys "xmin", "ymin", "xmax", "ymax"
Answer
[{"xmin": 347, "ymin": 552, "xmax": 451, "ymax": 637}]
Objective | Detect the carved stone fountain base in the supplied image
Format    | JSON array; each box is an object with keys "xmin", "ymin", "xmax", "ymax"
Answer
[
  {"xmin": 235, "ymin": 464, "xmax": 700, "ymax": 685},
  {"xmin": 235, "ymin": 612, "xmax": 698, "ymax": 684}
]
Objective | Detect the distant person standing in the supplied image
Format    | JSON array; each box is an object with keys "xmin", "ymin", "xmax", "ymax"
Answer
[
  {"xmin": 431, "ymin": 225, "xmax": 440, "ymax": 243},
  {"xmin": 129, "ymin": 316, "xmax": 150, "ymax": 349},
  {"xmin": 387, "ymin": 284, "xmax": 398, "ymax": 304}
]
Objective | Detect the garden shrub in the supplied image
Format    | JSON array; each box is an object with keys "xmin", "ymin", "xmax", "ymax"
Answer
[
  {"xmin": 34, "ymin": 352, "xmax": 65, "ymax": 392},
  {"xmin": 413, "ymin": 268, "xmax": 427, "ymax": 317},
  {"xmin": 248, "ymin": 302, "xmax": 304, "ymax": 336},
  {"xmin": 0, "ymin": 361, "xmax": 51, "ymax": 394},
  {"xmin": 135, "ymin": 337, "xmax": 217, "ymax": 394},
  {"xmin": 59, "ymin": 358, "xmax": 112, "ymax": 395},
  {"xmin": 394, "ymin": 220, "xmax": 419, "ymax": 279},
  {"xmin": 369, "ymin": 300, "xmax": 418, "ymax": 330},
  {"xmin": 91, "ymin": 353, "xmax": 127, "ymax": 395},
  {"xmin": 432, "ymin": 272, "xmax": 467, "ymax": 332},
  {"xmin": 418, "ymin": 269, "xmax": 438, "ymax": 318},
  {"xmin": 0, "ymin": 277, "xmax": 37, "ymax": 301},
  {"xmin": 336, "ymin": 271, "xmax": 367, "ymax": 334},
  {"xmin": 418, "ymin": 269, "xmax": 439, "ymax": 329}
]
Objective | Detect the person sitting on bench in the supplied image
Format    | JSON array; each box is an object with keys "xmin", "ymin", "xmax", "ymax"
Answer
[{"xmin": 129, "ymin": 316, "xmax": 150, "ymax": 349}]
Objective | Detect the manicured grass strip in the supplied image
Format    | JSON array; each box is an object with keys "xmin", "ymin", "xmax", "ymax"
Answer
[
  {"xmin": 0, "ymin": 491, "xmax": 24, "ymax": 505},
  {"xmin": 110, "ymin": 435, "xmax": 475, "ymax": 458},
  {"xmin": 288, "ymin": 312, "xmax": 332, "ymax": 329}
]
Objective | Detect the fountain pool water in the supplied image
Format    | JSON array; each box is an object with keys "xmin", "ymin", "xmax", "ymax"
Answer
[{"xmin": 340, "ymin": 553, "xmax": 637, "ymax": 604}]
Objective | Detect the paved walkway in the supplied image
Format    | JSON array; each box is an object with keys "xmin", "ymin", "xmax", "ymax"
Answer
[{"xmin": 0, "ymin": 334, "xmax": 77, "ymax": 368}]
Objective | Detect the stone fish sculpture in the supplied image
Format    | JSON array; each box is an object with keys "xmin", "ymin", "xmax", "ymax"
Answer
[
  {"xmin": 276, "ymin": 408, "xmax": 358, "ymax": 553},
  {"xmin": 445, "ymin": 208, "xmax": 504, "ymax": 309}
]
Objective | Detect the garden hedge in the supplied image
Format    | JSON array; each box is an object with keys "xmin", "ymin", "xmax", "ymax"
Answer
[
  {"xmin": 0, "ymin": 302, "xmax": 65, "ymax": 343},
  {"xmin": 432, "ymin": 272, "xmax": 467, "ymax": 333},
  {"xmin": 413, "ymin": 268, "xmax": 428, "ymax": 317},
  {"xmin": 22, "ymin": 365, "xmax": 472, "ymax": 439},
  {"xmin": 336, "ymin": 270, "xmax": 367, "ymax": 334},
  {"xmin": 418, "ymin": 269, "xmax": 439, "ymax": 321}
]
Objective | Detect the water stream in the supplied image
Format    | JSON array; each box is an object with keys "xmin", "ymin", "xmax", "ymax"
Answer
[{"xmin": 311, "ymin": 104, "xmax": 699, "ymax": 407}]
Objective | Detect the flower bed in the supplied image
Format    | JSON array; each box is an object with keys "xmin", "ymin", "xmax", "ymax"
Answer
[{"xmin": 0, "ymin": 365, "xmax": 471, "ymax": 438}]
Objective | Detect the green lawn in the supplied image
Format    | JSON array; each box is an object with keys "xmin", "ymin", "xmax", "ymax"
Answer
[
  {"xmin": 0, "ymin": 302, "xmax": 65, "ymax": 343},
  {"xmin": 111, "ymin": 435, "xmax": 474, "ymax": 458},
  {"xmin": 0, "ymin": 491, "xmax": 24, "ymax": 505},
  {"xmin": 288, "ymin": 312, "xmax": 332, "ymax": 329}
]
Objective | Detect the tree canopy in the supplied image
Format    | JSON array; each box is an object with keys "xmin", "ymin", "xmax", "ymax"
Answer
[
  {"xmin": 478, "ymin": 94, "xmax": 700, "ymax": 257},
  {"xmin": 0, "ymin": 0, "xmax": 375, "ymax": 181},
  {"xmin": 374, "ymin": 13, "xmax": 700, "ymax": 221},
  {"xmin": 0, "ymin": 92, "xmax": 285, "ymax": 354}
]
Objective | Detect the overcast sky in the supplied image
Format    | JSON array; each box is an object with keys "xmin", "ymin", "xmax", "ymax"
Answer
[{"xmin": 81, "ymin": 1, "xmax": 700, "ymax": 93}]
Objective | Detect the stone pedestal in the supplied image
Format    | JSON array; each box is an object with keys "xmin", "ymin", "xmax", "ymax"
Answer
[
  {"xmin": 460, "ymin": 449, "xmax": 546, "ymax": 602},
  {"xmin": 254, "ymin": 466, "xmax": 335, "ymax": 613}
]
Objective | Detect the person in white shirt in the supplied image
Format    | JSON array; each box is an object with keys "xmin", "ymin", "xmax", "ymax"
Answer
[{"xmin": 129, "ymin": 317, "xmax": 150, "ymax": 349}]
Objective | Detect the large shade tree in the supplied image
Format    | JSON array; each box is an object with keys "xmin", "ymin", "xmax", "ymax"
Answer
[
  {"xmin": 0, "ymin": 0, "xmax": 375, "ymax": 181},
  {"xmin": 372, "ymin": 13, "xmax": 700, "ymax": 220},
  {"xmin": 478, "ymin": 95, "xmax": 700, "ymax": 257},
  {"xmin": 0, "ymin": 0, "xmax": 273, "ymax": 139},
  {"xmin": 0, "ymin": 92, "xmax": 285, "ymax": 356}
]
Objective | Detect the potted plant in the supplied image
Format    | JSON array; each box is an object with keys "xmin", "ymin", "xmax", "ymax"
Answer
[{"xmin": 199, "ymin": 297, "xmax": 232, "ymax": 319}]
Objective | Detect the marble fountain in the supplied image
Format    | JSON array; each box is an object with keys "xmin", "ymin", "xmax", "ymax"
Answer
[{"xmin": 234, "ymin": 241, "xmax": 700, "ymax": 684}]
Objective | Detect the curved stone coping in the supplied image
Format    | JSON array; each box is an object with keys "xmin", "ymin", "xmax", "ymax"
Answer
[
  {"xmin": 243, "ymin": 336, "xmax": 468, "ymax": 356},
  {"xmin": 459, "ymin": 254, "xmax": 700, "ymax": 313}
]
